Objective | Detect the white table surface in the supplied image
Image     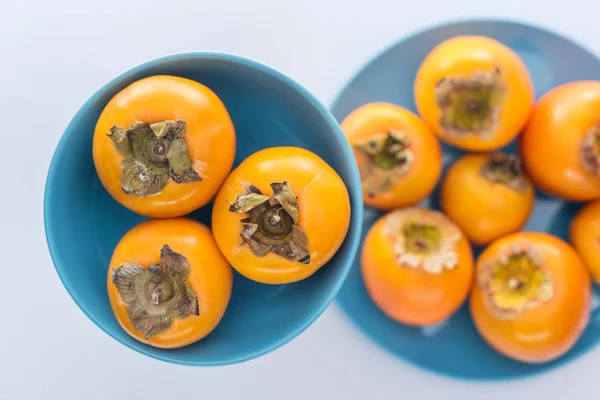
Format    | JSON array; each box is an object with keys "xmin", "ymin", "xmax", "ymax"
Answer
[{"xmin": 2, "ymin": 0, "xmax": 599, "ymax": 398}]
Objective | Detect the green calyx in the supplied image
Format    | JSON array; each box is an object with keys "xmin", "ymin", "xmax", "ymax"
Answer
[
  {"xmin": 229, "ymin": 182, "xmax": 310, "ymax": 264},
  {"xmin": 581, "ymin": 124, "xmax": 600, "ymax": 178},
  {"xmin": 478, "ymin": 243, "xmax": 553, "ymax": 320},
  {"xmin": 480, "ymin": 152, "xmax": 528, "ymax": 192},
  {"xmin": 435, "ymin": 69, "xmax": 507, "ymax": 139},
  {"xmin": 389, "ymin": 208, "xmax": 461, "ymax": 274},
  {"xmin": 112, "ymin": 245, "xmax": 199, "ymax": 339},
  {"xmin": 354, "ymin": 131, "xmax": 414, "ymax": 197},
  {"xmin": 402, "ymin": 223, "xmax": 441, "ymax": 255},
  {"xmin": 107, "ymin": 120, "xmax": 201, "ymax": 198}
]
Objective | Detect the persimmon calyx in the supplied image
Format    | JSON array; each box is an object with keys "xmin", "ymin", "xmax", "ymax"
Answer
[
  {"xmin": 112, "ymin": 245, "xmax": 199, "ymax": 339},
  {"xmin": 229, "ymin": 182, "xmax": 310, "ymax": 264},
  {"xmin": 354, "ymin": 130, "xmax": 414, "ymax": 197},
  {"xmin": 435, "ymin": 69, "xmax": 507, "ymax": 139},
  {"xmin": 581, "ymin": 124, "xmax": 600, "ymax": 178},
  {"xmin": 477, "ymin": 242, "xmax": 553, "ymax": 320},
  {"xmin": 480, "ymin": 153, "xmax": 528, "ymax": 192},
  {"xmin": 107, "ymin": 120, "xmax": 201, "ymax": 198},
  {"xmin": 386, "ymin": 209, "xmax": 461, "ymax": 274}
]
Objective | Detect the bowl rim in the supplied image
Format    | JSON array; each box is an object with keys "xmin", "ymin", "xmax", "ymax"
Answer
[
  {"xmin": 330, "ymin": 17, "xmax": 600, "ymax": 381},
  {"xmin": 44, "ymin": 52, "xmax": 364, "ymax": 366}
]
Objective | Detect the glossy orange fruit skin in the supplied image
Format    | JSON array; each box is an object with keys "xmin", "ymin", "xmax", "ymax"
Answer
[
  {"xmin": 470, "ymin": 232, "xmax": 591, "ymax": 363},
  {"xmin": 93, "ymin": 75, "xmax": 236, "ymax": 218},
  {"xmin": 341, "ymin": 102, "xmax": 442, "ymax": 209},
  {"xmin": 521, "ymin": 81, "xmax": 600, "ymax": 201},
  {"xmin": 415, "ymin": 35, "xmax": 534, "ymax": 151},
  {"xmin": 212, "ymin": 147, "xmax": 351, "ymax": 284},
  {"xmin": 361, "ymin": 210, "xmax": 474, "ymax": 326},
  {"xmin": 107, "ymin": 218, "xmax": 233, "ymax": 349},
  {"xmin": 440, "ymin": 153, "xmax": 535, "ymax": 246},
  {"xmin": 570, "ymin": 201, "xmax": 600, "ymax": 283}
]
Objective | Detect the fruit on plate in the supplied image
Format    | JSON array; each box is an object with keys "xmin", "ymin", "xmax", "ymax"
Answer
[
  {"xmin": 212, "ymin": 147, "xmax": 351, "ymax": 284},
  {"xmin": 93, "ymin": 75, "xmax": 236, "ymax": 218},
  {"xmin": 570, "ymin": 200, "xmax": 600, "ymax": 283},
  {"xmin": 470, "ymin": 232, "xmax": 591, "ymax": 363},
  {"xmin": 440, "ymin": 152, "xmax": 535, "ymax": 245},
  {"xmin": 521, "ymin": 81, "xmax": 600, "ymax": 201},
  {"xmin": 414, "ymin": 35, "xmax": 534, "ymax": 151},
  {"xmin": 107, "ymin": 218, "xmax": 232, "ymax": 349},
  {"xmin": 341, "ymin": 102, "xmax": 442, "ymax": 209},
  {"xmin": 361, "ymin": 208, "xmax": 473, "ymax": 326}
]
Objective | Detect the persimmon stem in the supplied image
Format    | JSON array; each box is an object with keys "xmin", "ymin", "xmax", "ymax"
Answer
[
  {"xmin": 107, "ymin": 120, "xmax": 201, "ymax": 198},
  {"xmin": 111, "ymin": 245, "xmax": 199, "ymax": 338},
  {"xmin": 230, "ymin": 182, "xmax": 310, "ymax": 263},
  {"xmin": 480, "ymin": 153, "xmax": 527, "ymax": 192},
  {"xmin": 435, "ymin": 69, "xmax": 507, "ymax": 139},
  {"xmin": 477, "ymin": 244, "xmax": 553, "ymax": 320}
]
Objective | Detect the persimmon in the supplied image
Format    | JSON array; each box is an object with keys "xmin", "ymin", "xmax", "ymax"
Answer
[
  {"xmin": 107, "ymin": 218, "xmax": 232, "ymax": 349},
  {"xmin": 341, "ymin": 102, "xmax": 442, "ymax": 209},
  {"xmin": 521, "ymin": 81, "xmax": 600, "ymax": 201},
  {"xmin": 470, "ymin": 232, "xmax": 590, "ymax": 363},
  {"xmin": 570, "ymin": 201, "xmax": 600, "ymax": 283},
  {"xmin": 212, "ymin": 147, "xmax": 351, "ymax": 284},
  {"xmin": 415, "ymin": 35, "xmax": 534, "ymax": 151},
  {"xmin": 361, "ymin": 208, "xmax": 473, "ymax": 326},
  {"xmin": 93, "ymin": 75, "xmax": 236, "ymax": 218},
  {"xmin": 440, "ymin": 152, "xmax": 535, "ymax": 245}
]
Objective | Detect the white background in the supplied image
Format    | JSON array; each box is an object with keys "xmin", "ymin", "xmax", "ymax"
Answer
[{"xmin": 2, "ymin": 0, "xmax": 599, "ymax": 398}]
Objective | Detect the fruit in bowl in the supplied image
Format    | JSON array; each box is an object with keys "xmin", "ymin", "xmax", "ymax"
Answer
[
  {"xmin": 108, "ymin": 218, "xmax": 232, "ymax": 349},
  {"xmin": 45, "ymin": 53, "xmax": 363, "ymax": 365},
  {"xmin": 212, "ymin": 147, "xmax": 351, "ymax": 284},
  {"xmin": 93, "ymin": 75, "xmax": 236, "ymax": 218}
]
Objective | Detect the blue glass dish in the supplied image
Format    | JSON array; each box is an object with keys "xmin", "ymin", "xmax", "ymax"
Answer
[
  {"xmin": 331, "ymin": 19, "xmax": 600, "ymax": 380},
  {"xmin": 45, "ymin": 53, "xmax": 363, "ymax": 366}
]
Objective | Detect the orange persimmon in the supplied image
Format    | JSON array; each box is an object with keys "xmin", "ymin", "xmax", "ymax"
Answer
[
  {"xmin": 341, "ymin": 102, "xmax": 442, "ymax": 209},
  {"xmin": 93, "ymin": 75, "xmax": 236, "ymax": 218},
  {"xmin": 570, "ymin": 201, "xmax": 600, "ymax": 283},
  {"xmin": 470, "ymin": 232, "xmax": 590, "ymax": 363},
  {"xmin": 212, "ymin": 147, "xmax": 351, "ymax": 284},
  {"xmin": 107, "ymin": 218, "xmax": 232, "ymax": 349},
  {"xmin": 415, "ymin": 35, "xmax": 534, "ymax": 151},
  {"xmin": 521, "ymin": 81, "xmax": 600, "ymax": 201},
  {"xmin": 361, "ymin": 208, "xmax": 473, "ymax": 326},
  {"xmin": 440, "ymin": 152, "xmax": 535, "ymax": 245}
]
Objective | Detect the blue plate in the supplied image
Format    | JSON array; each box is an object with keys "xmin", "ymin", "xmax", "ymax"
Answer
[
  {"xmin": 45, "ymin": 53, "xmax": 363, "ymax": 366},
  {"xmin": 331, "ymin": 19, "xmax": 600, "ymax": 380}
]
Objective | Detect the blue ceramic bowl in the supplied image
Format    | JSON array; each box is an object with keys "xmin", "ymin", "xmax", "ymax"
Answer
[
  {"xmin": 332, "ymin": 19, "xmax": 600, "ymax": 380},
  {"xmin": 45, "ymin": 53, "xmax": 363, "ymax": 365}
]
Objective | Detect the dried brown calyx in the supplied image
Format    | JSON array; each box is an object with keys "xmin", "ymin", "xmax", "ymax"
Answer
[
  {"xmin": 480, "ymin": 153, "xmax": 528, "ymax": 192},
  {"xmin": 581, "ymin": 124, "xmax": 600, "ymax": 178},
  {"xmin": 107, "ymin": 120, "xmax": 201, "ymax": 198},
  {"xmin": 354, "ymin": 130, "xmax": 414, "ymax": 197},
  {"xmin": 229, "ymin": 182, "xmax": 310, "ymax": 264},
  {"xmin": 386, "ymin": 208, "xmax": 461, "ymax": 274},
  {"xmin": 477, "ymin": 242, "xmax": 553, "ymax": 320},
  {"xmin": 112, "ymin": 245, "xmax": 199, "ymax": 339},
  {"xmin": 435, "ymin": 69, "xmax": 507, "ymax": 139}
]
